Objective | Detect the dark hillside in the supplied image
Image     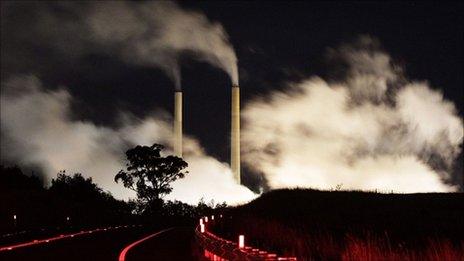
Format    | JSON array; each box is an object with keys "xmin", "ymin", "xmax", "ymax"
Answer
[
  {"xmin": 237, "ymin": 189, "xmax": 464, "ymax": 240},
  {"xmin": 212, "ymin": 189, "xmax": 464, "ymax": 260}
]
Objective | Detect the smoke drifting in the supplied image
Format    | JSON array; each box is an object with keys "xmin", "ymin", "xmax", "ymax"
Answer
[
  {"xmin": 242, "ymin": 38, "xmax": 463, "ymax": 193},
  {"xmin": 1, "ymin": 1, "xmax": 249, "ymax": 205},
  {"xmin": 1, "ymin": 1, "xmax": 238, "ymax": 89},
  {"xmin": 0, "ymin": 75, "xmax": 255, "ymax": 204},
  {"xmin": 1, "ymin": 1, "xmax": 461, "ymax": 204},
  {"xmin": 86, "ymin": 1, "xmax": 238, "ymax": 88}
]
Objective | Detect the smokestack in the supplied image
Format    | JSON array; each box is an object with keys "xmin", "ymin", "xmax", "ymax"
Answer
[
  {"xmin": 174, "ymin": 91, "xmax": 183, "ymax": 157},
  {"xmin": 231, "ymin": 85, "xmax": 240, "ymax": 184}
]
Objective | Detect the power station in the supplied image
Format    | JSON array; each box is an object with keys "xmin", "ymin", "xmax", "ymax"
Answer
[{"xmin": 173, "ymin": 84, "xmax": 241, "ymax": 184}]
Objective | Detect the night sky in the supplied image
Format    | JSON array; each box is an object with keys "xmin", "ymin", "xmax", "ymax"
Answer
[{"xmin": 1, "ymin": 1, "xmax": 463, "ymax": 193}]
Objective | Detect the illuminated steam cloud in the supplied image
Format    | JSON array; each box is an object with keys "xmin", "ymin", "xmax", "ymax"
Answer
[
  {"xmin": 8, "ymin": 1, "xmax": 238, "ymax": 89},
  {"xmin": 0, "ymin": 75, "xmax": 255, "ymax": 204},
  {"xmin": 242, "ymin": 38, "xmax": 463, "ymax": 193},
  {"xmin": 1, "ymin": 1, "xmax": 250, "ymax": 204},
  {"xmin": 86, "ymin": 1, "xmax": 238, "ymax": 88}
]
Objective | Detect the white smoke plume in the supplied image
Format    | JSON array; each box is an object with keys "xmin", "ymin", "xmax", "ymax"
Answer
[
  {"xmin": 1, "ymin": 1, "xmax": 248, "ymax": 205},
  {"xmin": 242, "ymin": 38, "xmax": 463, "ymax": 193},
  {"xmin": 0, "ymin": 75, "xmax": 255, "ymax": 204},
  {"xmin": 29, "ymin": 1, "xmax": 238, "ymax": 89}
]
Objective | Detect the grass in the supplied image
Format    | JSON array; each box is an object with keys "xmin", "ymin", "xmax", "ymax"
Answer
[{"xmin": 211, "ymin": 189, "xmax": 464, "ymax": 260}]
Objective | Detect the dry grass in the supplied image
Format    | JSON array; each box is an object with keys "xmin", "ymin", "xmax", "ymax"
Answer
[
  {"xmin": 213, "ymin": 216, "xmax": 464, "ymax": 261},
  {"xmin": 212, "ymin": 189, "xmax": 464, "ymax": 260}
]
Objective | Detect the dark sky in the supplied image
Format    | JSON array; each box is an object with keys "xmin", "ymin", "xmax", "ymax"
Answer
[{"xmin": 1, "ymin": 1, "xmax": 463, "ymax": 187}]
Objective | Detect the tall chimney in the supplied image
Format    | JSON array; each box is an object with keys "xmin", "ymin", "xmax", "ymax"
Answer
[
  {"xmin": 174, "ymin": 91, "xmax": 183, "ymax": 157},
  {"xmin": 231, "ymin": 85, "xmax": 240, "ymax": 184}
]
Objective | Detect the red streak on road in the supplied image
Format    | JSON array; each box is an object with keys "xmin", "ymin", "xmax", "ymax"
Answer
[
  {"xmin": 0, "ymin": 225, "xmax": 135, "ymax": 252},
  {"xmin": 118, "ymin": 227, "xmax": 174, "ymax": 261}
]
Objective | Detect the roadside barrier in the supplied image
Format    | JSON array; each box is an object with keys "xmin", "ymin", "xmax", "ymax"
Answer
[{"xmin": 195, "ymin": 216, "xmax": 297, "ymax": 261}]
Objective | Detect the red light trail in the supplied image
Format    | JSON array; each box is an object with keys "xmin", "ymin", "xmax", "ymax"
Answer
[
  {"xmin": 0, "ymin": 225, "xmax": 138, "ymax": 252},
  {"xmin": 118, "ymin": 227, "xmax": 174, "ymax": 261}
]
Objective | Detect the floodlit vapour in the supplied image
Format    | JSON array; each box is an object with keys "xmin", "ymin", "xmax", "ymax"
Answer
[
  {"xmin": 242, "ymin": 38, "xmax": 463, "ymax": 193},
  {"xmin": 1, "ymin": 1, "xmax": 247, "ymax": 205},
  {"xmin": 166, "ymin": 153, "xmax": 256, "ymax": 205},
  {"xmin": 0, "ymin": 75, "xmax": 255, "ymax": 204},
  {"xmin": 2, "ymin": 1, "xmax": 238, "ymax": 89},
  {"xmin": 86, "ymin": 1, "xmax": 239, "ymax": 88}
]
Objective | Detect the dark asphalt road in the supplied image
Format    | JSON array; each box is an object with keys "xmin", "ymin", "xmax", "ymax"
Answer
[
  {"xmin": 0, "ymin": 226, "xmax": 197, "ymax": 261},
  {"xmin": 126, "ymin": 227, "xmax": 195, "ymax": 261},
  {"xmin": 0, "ymin": 226, "xmax": 150, "ymax": 261}
]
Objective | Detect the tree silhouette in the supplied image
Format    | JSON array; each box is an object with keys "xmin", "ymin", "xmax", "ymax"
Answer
[
  {"xmin": 50, "ymin": 171, "xmax": 103, "ymax": 201},
  {"xmin": 50, "ymin": 171, "xmax": 133, "ymax": 226},
  {"xmin": 0, "ymin": 165, "xmax": 43, "ymax": 191},
  {"xmin": 115, "ymin": 144, "xmax": 188, "ymax": 204}
]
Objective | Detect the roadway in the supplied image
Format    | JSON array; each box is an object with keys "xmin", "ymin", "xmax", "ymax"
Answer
[
  {"xmin": 123, "ymin": 227, "xmax": 195, "ymax": 261},
  {"xmin": 0, "ymin": 226, "xmax": 195, "ymax": 261}
]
